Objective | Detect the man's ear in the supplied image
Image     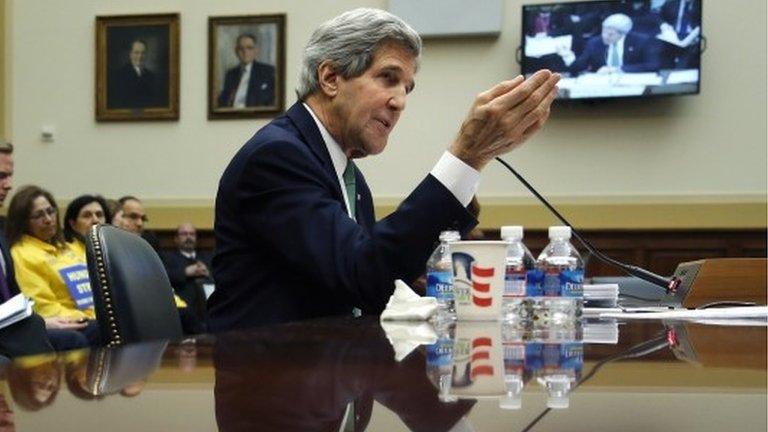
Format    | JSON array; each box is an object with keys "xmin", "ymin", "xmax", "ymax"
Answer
[{"xmin": 317, "ymin": 60, "xmax": 340, "ymax": 97}]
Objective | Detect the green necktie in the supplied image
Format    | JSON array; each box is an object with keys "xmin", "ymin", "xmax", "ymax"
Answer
[
  {"xmin": 343, "ymin": 160, "xmax": 357, "ymax": 220},
  {"xmin": 344, "ymin": 161, "xmax": 361, "ymax": 317},
  {"xmin": 608, "ymin": 43, "xmax": 620, "ymax": 67}
]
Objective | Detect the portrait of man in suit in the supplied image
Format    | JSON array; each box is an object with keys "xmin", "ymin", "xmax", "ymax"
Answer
[
  {"xmin": 97, "ymin": 14, "xmax": 179, "ymax": 121},
  {"xmin": 208, "ymin": 15, "xmax": 285, "ymax": 119},
  {"xmin": 218, "ymin": 34, "xmax": 275, "ymax": 108},
  {"xmin": 108, "ymin": 39, "xmax": 164, "ymax": 109}
]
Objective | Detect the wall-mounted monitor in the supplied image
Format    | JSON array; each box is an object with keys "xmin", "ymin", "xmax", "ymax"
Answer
[{"xmin": 521, "ymin": 0, "xmax": 703, "ymax": 101}]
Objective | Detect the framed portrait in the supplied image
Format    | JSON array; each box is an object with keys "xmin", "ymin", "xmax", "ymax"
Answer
[
  {"xmin": 95, "ymin": 14, "xmax": 179, "ymax": 122},
  {"xmin": 208, "ymin": 15, "xmax": 286, "ymax": 120}
]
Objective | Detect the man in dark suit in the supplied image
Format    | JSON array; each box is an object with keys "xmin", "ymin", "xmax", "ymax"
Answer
[
  {"xmin": 558, "ymin": 13, "xmax": 661, "ymax": 74},
  {"xmin": 0, "ymin": 142, "xmax": 88, "ymax": 357},
  {"xmin": 162, "ymin": 223, "xmax": 213, "ymax": 323},
  {"xmin": 108, "ymin": 39, "xmax": 165, "ymax": 109},
  {"xmin": 208, "ymin": 8, "xmax": 559, "ymax": 331},
  {"xmin": 217, "ymin": 33, "xmax": 276, "ymax": 108}
]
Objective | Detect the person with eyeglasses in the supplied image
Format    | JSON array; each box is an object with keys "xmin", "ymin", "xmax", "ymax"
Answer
[
  {"xmin": 5, "ymin": 186, "xmax": 100, "ymax": 345},
  {"xmin": 116, "ymin": 196, "xmax": 160, "ymax": 251},
  {"xmin": 63, "ymin": 195, "xmax": 112, "ymax": 260}
]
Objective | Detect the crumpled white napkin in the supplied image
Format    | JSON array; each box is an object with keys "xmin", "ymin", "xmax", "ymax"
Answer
[
  {"xmin": 379, "ymin": 280, "xmax": 439, "ymax": 361},
  {"xmin": 380, "ymin": 280, "xmax": 438, "ymax": 321},
  {"xmin": 380, "ymin": 320, "xmax": 438, "ymax": 361}
]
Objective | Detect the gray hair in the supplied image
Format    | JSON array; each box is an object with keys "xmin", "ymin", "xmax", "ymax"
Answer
[
  {"xmin": 602, "ymin": 13, "xmax": 633, "ymax": 34},
  {"xmin": 296, "ymin": 8, "xmax": 422, "ymax": 100}
]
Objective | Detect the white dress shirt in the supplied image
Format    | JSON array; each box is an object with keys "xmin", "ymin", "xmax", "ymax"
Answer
[{"xmin": 233, "ymin": 63, "xmax": 252, "ymax": 108}]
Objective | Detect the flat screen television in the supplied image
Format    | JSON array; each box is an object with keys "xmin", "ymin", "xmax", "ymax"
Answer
[{"xmin": 521, "ymin": 0, "xmax": 703, "ymax": 100}]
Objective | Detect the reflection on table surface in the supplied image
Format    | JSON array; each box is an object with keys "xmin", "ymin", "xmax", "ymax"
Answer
[{"xmin": 0, "ymin": 316, "xmax": 765, "ymax": 431}]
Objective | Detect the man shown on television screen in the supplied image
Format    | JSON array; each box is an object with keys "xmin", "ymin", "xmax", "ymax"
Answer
[{"xmin": 557, "ymin": 13, "xmax": 661, "ymax": 75}]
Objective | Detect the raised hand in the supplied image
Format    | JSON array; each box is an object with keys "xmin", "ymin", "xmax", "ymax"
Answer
[{"xmin": 449, "ymin": 70, "xmax": 560, "ymax": 170}]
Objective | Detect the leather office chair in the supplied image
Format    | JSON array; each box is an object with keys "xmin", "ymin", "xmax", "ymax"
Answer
[{"xmin": 86, "ymin": 224, "xmax": 182, "ymax": 347}]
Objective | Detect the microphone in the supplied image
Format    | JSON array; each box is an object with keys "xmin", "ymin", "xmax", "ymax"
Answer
[{"xmin": 494, "ymin": 157, "xmax": 681, "ymax": 293}]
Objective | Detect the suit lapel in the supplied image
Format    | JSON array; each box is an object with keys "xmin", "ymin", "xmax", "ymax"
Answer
[{"xmin": 285, "ymin": 102, "xmax": 346, "ymax": 205}]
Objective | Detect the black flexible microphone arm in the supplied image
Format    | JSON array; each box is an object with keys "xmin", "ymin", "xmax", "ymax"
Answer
[{"xmin": 494, "ymin": 157, "xmax": 679, "ymax": 293}]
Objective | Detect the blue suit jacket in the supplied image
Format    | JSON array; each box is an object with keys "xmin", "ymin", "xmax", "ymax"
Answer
[
  {"xmin": 208, "ymin": 102, "xmax": 476, "ymax": 331},
  {"xmin": 570, "ymin": 32, "xmax": 661, "ymax": 74}
]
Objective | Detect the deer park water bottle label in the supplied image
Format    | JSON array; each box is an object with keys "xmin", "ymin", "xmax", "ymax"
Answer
[
  {"xmin": 427, "ymin": 270, "xmax": 454, "ymax": 302},
  {"xmin": 560, "ymin": 269, "xmax": 584, "ymax": 297}
]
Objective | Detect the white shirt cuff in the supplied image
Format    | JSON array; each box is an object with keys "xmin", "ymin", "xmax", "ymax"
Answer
[{"xmin": 430, "ymin": 151, "xmax": 480, "ymax": 207}]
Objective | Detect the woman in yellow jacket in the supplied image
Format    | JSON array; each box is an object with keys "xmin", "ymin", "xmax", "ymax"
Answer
[{"xmin": 6, "ymin": 186, "xmax": 100, "ymax": 344}]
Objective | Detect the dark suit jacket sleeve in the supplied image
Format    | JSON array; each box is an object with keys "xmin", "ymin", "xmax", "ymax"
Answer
[
  {"xmin": 0, "ymin": 233, "xmax": 20, "ymax": 296},
  {"xmin": 235, "ymin": 141, "xmax": 476, "ymax": 314},
  {"xmin": 569, "ymin": 37, "xmax": 603, "ymax": 74}
]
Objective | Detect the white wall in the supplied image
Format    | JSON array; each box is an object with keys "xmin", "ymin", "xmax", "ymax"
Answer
[{"xmin": 6, "ymin": 0, "xmax": 767, "ymax": 203}]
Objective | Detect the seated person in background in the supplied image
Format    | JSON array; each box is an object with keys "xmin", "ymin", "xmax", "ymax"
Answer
[
  {"xmin": 117, "ymin": 195, "xmax": 159, "ymax": 251},
  {"xmin": 63, "ymin": 194, "xmax": 111, "ymax": 258},
  {"xmin": 0, "ymin": 145, "xmax": 88, "ymax": 355},
  {"xmin": 162, "ymin": 223, "xmax": 213, "ymax": 325},
  {"xmin": 558, "ymin": 13, "xmax": 661, "ymax": 74},
  {"xmin": 6, "ymin": 186, "xmax": 100, "ymax": 345}
]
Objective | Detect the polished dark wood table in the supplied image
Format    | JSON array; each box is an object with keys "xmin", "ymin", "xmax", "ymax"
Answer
[{"xmin": 1, "ymin": 316, "xmax": 765, "ymax": 431}]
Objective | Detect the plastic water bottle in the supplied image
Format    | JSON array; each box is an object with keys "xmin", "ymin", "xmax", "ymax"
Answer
[
  {"xmin": 426, "ymin": 322, "xmax": 456, "ymax": 403},
  {"xmin": 533, "ymin": 226, "xmax": 584, "ymax": 327},
  {"xmin": 535, "ymin": 341, "xmax": 583, "ymax": 409},
  {"xmin": 500, "ymin": 226, "xmax": 536, "ymax": 323},
  {"xmin": 426, "ymin": 230, "xmax": 461, "ymax": 316},
  {"xmin": 499, "ymin": 322, "xmax": 527, "ymax": 409}
]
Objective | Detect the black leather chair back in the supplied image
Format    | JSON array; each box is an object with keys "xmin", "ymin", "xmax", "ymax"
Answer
[{"xmin": 86, "ymin": 224, "xmax": 182, "ymax": 346}]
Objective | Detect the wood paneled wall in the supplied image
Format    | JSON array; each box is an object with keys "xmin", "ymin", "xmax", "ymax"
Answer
[{"xmin": 155, "ymin": 228, "xmax": 766, "ymax": 278}]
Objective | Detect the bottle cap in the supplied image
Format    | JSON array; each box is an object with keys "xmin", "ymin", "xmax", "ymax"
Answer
[
  {"xmin": 500, "ymin": 225, "xmax": 524, "ymax": 240},
  {"xmin": 439, "ymin": 230, "xmax": 461, "ymax": 242},
  {"xmin": 548, "ymin": 226, "xmax": 572, "ymax": 239}
]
